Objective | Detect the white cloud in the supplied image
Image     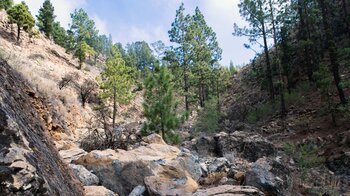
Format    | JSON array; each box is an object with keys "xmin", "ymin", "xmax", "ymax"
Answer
[
  {"xmin": 112, "ymin": 25, "xmax": 169, "ymax": 46},
  {"xmin": 200, "ymin": 0, "xmax": 254, "ymax": 66},
  {"xmin": 92, "ymin": 14, "xmax": 108, "ymax": 35}
]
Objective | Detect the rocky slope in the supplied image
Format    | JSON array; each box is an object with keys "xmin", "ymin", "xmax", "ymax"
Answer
[{"xmin": 0, "ymin": 59, "xmax": 84, "ymax": 195}]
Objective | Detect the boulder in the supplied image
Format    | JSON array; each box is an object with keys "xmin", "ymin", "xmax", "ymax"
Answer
[
  {"xmin": 59, "ymin": 148, "xmax": 87, "ymax": 164},
  {"xmin": 207, "ymin": 157, "xmax": 230, "ymax": 173},
  {"xmin": 145, "ymin": 165, "xmax": 198, "ymax": 196},
  {"xmin": 193, "ymin": 185, "xmax": 264, "ymax": 196},
  {"xmin": 84, "ymin": 186, "xmax": 115, "ymax": 196},
  {"xmin": 176, "ymin": 148, "xmax": 202, "ymax": 181},
  {"xmin": 193, "ymin": 136, "xmax": 217, "ymax": 157},
  {"xmin": 74, "ymin": 138, "xmax": 201, "ymax": 195},
  {"xmin": 69, "ymin": 164, "xmax": 99, "ymax": 186},
  {"xmin": 142, "ymin": 133, "xmax": 166, "ymax": 145},
  {"xmin": 215, "ymin": 131, "xmax": 275, "ymax": 162},
  {"xmin": 244, "ymin": 157, "xmax": 291, "ymax": 196},
  {"xmin": 326, "ymin": 151, "xmax": 350, "ymax": 175},
  {"xmin": 128, "ymin": 185, "xmax": 146, "ymax": 196}
]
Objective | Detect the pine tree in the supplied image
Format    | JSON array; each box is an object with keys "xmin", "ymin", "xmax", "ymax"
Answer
[
  {"xmin": 190, "ymin": 7, "xmax": 222, "ymax": 107},
  {"xmin": 315, "ymin": 63, "xmax": 337, "ymax": 125},
  {"xmin": 52, "ymin": 21, "xmax": 67, "ymax": 48},
  {"xmin": 0, "ymin": 0, "xmax": 13, "ymax": 10},
  {"xmin": 317, "ymin": 0, "xmax": 347, "ymax": 104},
  {"xmin": 142, "ymin": 64, "xmax": 179, "ymax": 140},
  {"xmin": 36, "ymin": 0, "xmax": 55, "ymax": 38},
  {"xmin": 70, "ymin": 9, "xmax": 98, "ymax": 66},
  {"xmin": 233, "ymin": 0, "xmax": 275, "ymax": 101},
  {"xmin": 99, "ymin": 45, "xmax": 134, "ymax": 129},
  {"xmin": 126, "ymin": 41, "xmax": 156, "ymax": 72},
  {"xmin": 75, "ymin": 40, "xmax": 95, "ymax": 69},
  {"xmin": 168, "ymin": 3, "xmax": 192, "ymax": 111},
  {"xmin": 7, "ymin": 2, "xmax": 35, "ymax": 43}
]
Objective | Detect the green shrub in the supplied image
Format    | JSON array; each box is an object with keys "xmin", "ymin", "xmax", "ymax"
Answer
[
  {"xmin": 246, "ymin": 102, "xmax": 275, "ymax": 124},
  {"xmin": 195, "ymin": 98, "xmax": 220, "ymax": 133},
  {"xmin": 283, "ymin": 142, "xmax": 324, "ymax": 170},
  {"xmin": 165, "ymin": 132, "xmax": 182, "ymax": 145},
  {"xmin": 285, "ymin": 91, "xmax": 305, "ymax": 107}
]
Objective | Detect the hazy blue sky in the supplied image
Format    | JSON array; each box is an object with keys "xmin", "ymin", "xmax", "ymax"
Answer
[{"xmin": 15, "ymin": 0, "xmax": 256, "ymax": 66}]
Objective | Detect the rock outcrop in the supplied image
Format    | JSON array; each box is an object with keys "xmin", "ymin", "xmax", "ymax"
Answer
[
  {"xmin": 0, "ymin": 59, "xmax": 84, "ymax": 195},
  {"xmin": 245, "ymin": 157, "xmax": 292, "ymax": 196},
  {"xmin": 215, "ymin": 131, "xmax": 276, "ymax": 162},
  {"xmin": 74, "ymin": 135, "xmax": 201, "ymax": 195},
  {"xmin": 69, "ymin": 164, "xmax": 99, "ymax": 186}
]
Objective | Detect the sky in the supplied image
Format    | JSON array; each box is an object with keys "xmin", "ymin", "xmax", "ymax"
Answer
[{"xmin": 15, "ymin": 0, "xmax": 256, "ymax": 66}]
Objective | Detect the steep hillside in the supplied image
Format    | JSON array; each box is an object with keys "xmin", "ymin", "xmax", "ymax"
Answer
[
  {"xmin": 0, "ymin": 10, "xmax": 143, "ymax": 150},
  {"xmin": 220, "ymin": 52, "xmax": 350, "ymax": 195},
  {"xmin": 0, "ymin": 59, "xmax": 84, "ymax": 195}
]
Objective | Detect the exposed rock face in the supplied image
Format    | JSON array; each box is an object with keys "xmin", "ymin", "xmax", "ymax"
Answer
[
  {"xmin": 84, "ymin": 186, "xmax": 115, "ymax": 196},
  {"xmin": 244, "ymin": 157, "xmax": 291, "ymax": 196},
  {"xmin": 0, "ymin": 59, "xmax": 83, "ymax": 195},
  {"xmin": 142, "ymin": 133, "xmax": 166, "ymax": 145},
  {"xmin": 69, "ymin": 164, "xmax": 99, "ymax": 186},
  {"xmin": 60, "ymin": 148, "xmax": 87, "ymax": 164},
  {"xmin": 74, "ymin": 138, "xmax": 201, "ymax": 195},
  {"xmin": 145, "ymin": 170, "xmax": 198, "ymax": 196},
  {"xmin": 190, "ymin": 136, "xmax": 217, "ymax": 157},
  {"xmin": 215, "ymin": 131, "xmax": 276, "ymax": 162},
  {"xmin": 193, "ymin": 185, "xmax": 265, "ymax": 196}
]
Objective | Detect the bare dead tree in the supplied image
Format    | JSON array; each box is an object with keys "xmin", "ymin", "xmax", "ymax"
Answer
[
  {"xmin": 75, "ymin": 79, "xmax": 98, "ymax": 108},
  {"xmin": 58, "ymin": 72, "xmax": 79, "ymax": 90}
]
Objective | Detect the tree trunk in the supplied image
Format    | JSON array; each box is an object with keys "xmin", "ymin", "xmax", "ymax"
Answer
[
  {"xmin": 261, "ymin": 14, "xmax": 274, "ymax": 101},
  {"xmin": 112, "ymin": 87, "xmax": 117, "ymax": 129},
  {"xmin": 94, "ymin": 54, "xmax": 97, "ymax": 65},
  {"xmin": 16, "ymin": 25, "xmax": 21, "ymax": 44},
  {"xmin": 184, "ymin": 63, "xmax": 189, "ymax": 111},
  {"xmin": 81, "ymin": 93, "xmax": 86, "ymax": 108},
  {"xmin": 269, "ymin": 0, "xmax": 286, "ymax": 116},
  {"xmin": 318, "ymin": 0, "xmax": 347, "ymax": 104},
  {"xmin": 341, "ymin": 0, "xmax": 350, "ymax": 37}
]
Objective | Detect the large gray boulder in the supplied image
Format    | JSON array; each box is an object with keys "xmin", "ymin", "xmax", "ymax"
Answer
[
  {"xmin": 244, "ymin": 157, "xmax": 292, "ymax": 196},
  {"xmin": 69, "ymin": 164, "xmax": 99, "ymax": 186},
  {"xmin": 74, "ymin": 134, "xmax": 201, "ymax": 196},
  {"xmin": 215, "ymin": 131, "xmax": 276, "ymax": 162}
]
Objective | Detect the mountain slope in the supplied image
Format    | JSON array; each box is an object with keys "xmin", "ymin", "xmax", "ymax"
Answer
[{"xmin": 0, "ymin": 59, "xmax": 84, "ymax": 195}]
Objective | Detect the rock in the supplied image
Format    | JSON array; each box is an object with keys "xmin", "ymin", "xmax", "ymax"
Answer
[
  {"xmin": 207, "ymin": 157, "xmax": 230, "ymax": 173},
  {"xmin": 219, "ymin": 177, "xmax": 229, "ymax": 184},
  {"xmin": 234, "ymin": 172, "xmax": 245, "ymax": 184},
  {"xmin": 193, "ymin": 136, "xmax": 217, "ymax": 157},
  {"xmin": 244, "ymin": 157, "xmax": 291, "ymax": 196},
  {"xmin": 142, "ymin": 133, "xmax": 166, "ymax": 145},
  {"xmin": 128, "ymin": 185, "xmax": 146, "ymax": 196},
  {"xmin": 176, "ymin": 149, "xmax": 202, "ymax": 181},
  {"xmin": 193, "ymin": 185, "xmax": 264, "ymax": 196},
  {"xmin": 59, "ymin": 148, "xmax": 87, "ymax": 164},
  {"xmin": 215, "ymin": 131, "xmax": 276, "ymax": 162},
  {"xmin": 326, "ymin": 152, "xmax": 350, "ymax": 175},
  {"xmin": 145, "ymin": 173, "xmax": 198, "ymax": 196},
  {"xmin": 69, "ymin": 164, "xmax": 99, "ymax": 186},
  {"xmin": 75, "ymin": 143, "xmax": 201, "ymax": 195},
  {"xmin": 84, "ymin": 186, "xmax": 116, "ymax": 196},
  {"xmin": 0, "ymin": 60, "xmax": 84, "ymax": 195}
]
